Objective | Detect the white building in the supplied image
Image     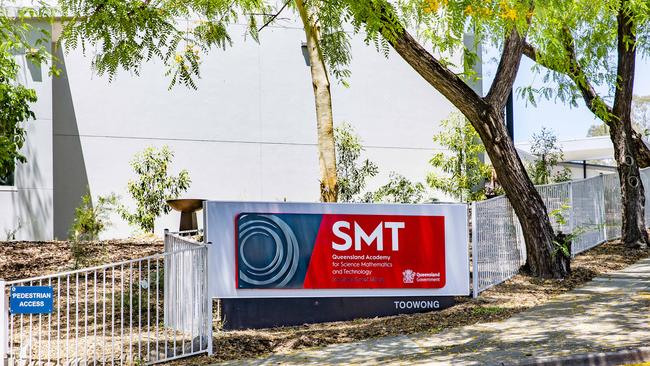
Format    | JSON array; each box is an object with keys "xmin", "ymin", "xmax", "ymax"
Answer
[
  {"xmin": 0, "ymin": 16, "xmax": 618, "ymax": 241},
  {"xmin": 1, "ymin": 17, "xmax": 473, "ymax": 240}
]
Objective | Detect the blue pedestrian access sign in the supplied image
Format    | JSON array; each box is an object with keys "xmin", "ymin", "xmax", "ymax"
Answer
[{"xmin": 10, "ymin": 286, "xmax": 54, "ymax": 314}]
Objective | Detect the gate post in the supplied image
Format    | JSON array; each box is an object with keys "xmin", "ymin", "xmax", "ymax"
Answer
[
  {"xmin": 0, "ymin": 280, "xmax": 7, "ymax": 365},
  {"xmin": 471, "ymin": 202, "xmax": 479, "ymax": 298},
  {"xmin": 204, "ymin": 247, "xmax": 213, "ymax": 356}
]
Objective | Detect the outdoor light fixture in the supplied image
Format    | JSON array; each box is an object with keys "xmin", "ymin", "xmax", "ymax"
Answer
[
  {"xmin": 166, "ymin": 198, "xmax": 205, "ymax": 231},
  {"xmin": 301, "ymin": 41, "xmax": 310, "ymax": 66}
]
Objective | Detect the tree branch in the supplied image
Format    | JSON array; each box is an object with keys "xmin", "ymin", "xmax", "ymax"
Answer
[
  {"xmin": 612, "ymin": 0, "xmax": 635, "ymax": 120},
  {"xmin": 485, "ymin": 28, "xmax": 526, "ymax": 109},
  {"xmin": 522, "ymin": 36, "xmax": 614, "ymax": 122},
  {"xmin": 258, "ymin": 0, "xmax": 291, "ymax": 32}
]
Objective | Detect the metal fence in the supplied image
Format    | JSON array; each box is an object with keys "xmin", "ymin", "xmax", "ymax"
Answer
[
  {"xmin": 473, "ymin": 167, "xmax": 650, "ymax": 297},
  {"xmin": 163, "ymin": 230, "xmax": 206, "ymax": 336},
  {"xmin": 0, "ymin": 233, "xmax": 210, "ymax": 365}
]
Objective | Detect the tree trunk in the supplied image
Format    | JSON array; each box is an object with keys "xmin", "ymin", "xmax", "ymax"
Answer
[
  {"xmin": 296, "ymin": 0, "xmax": 338, "ymax": 202},
  {"xmin": 611, "ymin": 1, "xmax": 649, "ymax": 248},
  {"xmin": 631, "ymin": 130, "xmax": 650, "ymax": 168},
  {"xmin": 381, "ymin": 23, "xmax": 569, "ymax": 278},
  {"xmin": 475, "ymin": 107, "xmax": 569, "ymax": 277},
  {"xmin": 609, "ymin": 122, "xmax": 648, "ymax": 248}
]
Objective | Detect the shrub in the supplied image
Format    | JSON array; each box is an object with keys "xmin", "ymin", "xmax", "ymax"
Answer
[
  {"xmin": 69, "ymin": 192, "xmax": 117, "ymax": 241},
  {"xmin": 119, "ymin": 146, "xmax": 190, "ymax": 233},
  {"xmin": 527, "ymin": 127, "xmax": 572, "ymax": 185},
  {"xmin": 428, "ymin": 112, "xmax": 490, "ymax": 202},
  {"xmin": 365, "ymin": 172, "xmax": 426, "ymax": 204},
  {"xmin": 335, "ymin": 123, "xmax": 378, "ymax": 202}
]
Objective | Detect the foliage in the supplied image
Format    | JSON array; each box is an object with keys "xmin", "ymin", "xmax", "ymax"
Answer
[
  {"xmin": 335, "ymin": 123, "xmax": 378, "ymax": 202},
  {"xmin": 520, "ymin": 1, "xmax": 650, "ymax": 121},
  {"xmin": 548, "ymin": 202, "xmax": 600, "ymax": 260},
  {"xmin": 119, "ymin": 146, "xmax": 190, "ymax": 233},
  {"xmin": 70, "ymin": 192, "xmax": 118, "ymax": 241},
  {"xmin": 527, "ymin": 127, "xmax": 572, "ymax": 185},
  {"xmin": 549, "ymin": 202, "xmax": 571, "ymax": 227},
  {"xmin": 365, "ymin": 172, "xmax": 425, "ymax": 204},
  {"xmin": 548, "ymin": 203, "xmax": 573, "ymax": 258},
  {"xmin": 299, "ymin": 0, "xmax": 353, "ymax": 84},
  {"xmin": 68, "ymin": 239, "xmax": 93, "ymax": 269},
  {"xmin": 335, "ymin": 123, "xmax": 427, "ymax": 203},
  {"xmin": 427, "ymin": 112, "xmax": 490, "ymax": 202},
  {"xmin": 0, "ymin": 7, "xmax": 56, "ymax": 179},
  {"xmin": 58, "ymin": 0, "xmax": 270, "ymax": 89},
  {"xmin": 58, "ymin": 0, "xmax": 357, "ymax": 87},
  {"xmin": 344, "ymin": 0, "xmax": 533, "ymax": 85}
]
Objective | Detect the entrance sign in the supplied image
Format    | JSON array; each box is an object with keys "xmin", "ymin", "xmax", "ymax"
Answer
[
  {"xmin": 236, "ymin": 213, "xmax": 445, "ymax": 289},
  {"xmin": 10, "ymin": 286, "xmax": 54, "ymax": 314},
  {"xmin": 205, "ymin": 201, "xmax": 469, "ymax": 298}
]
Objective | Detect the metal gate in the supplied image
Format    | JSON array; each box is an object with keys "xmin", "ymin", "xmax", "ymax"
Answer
[{"xmin": 0, "ymin": 232, "xmax": 210, "ymax": 365}]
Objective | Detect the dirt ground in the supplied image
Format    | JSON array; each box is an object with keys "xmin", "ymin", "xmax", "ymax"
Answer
[
  {"xmin": 191, "ymin": 240, "xmax": 648, "ymax": 364},
  {"xmin": 0, "ymin": 238, "xmax": 163, "ymax": 281},
  {"xmin": 1, "ymin": 238, "xmax": 647, "ymax": 364}
]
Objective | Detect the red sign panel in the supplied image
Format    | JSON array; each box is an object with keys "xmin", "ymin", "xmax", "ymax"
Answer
[
  {"xmin": 304, "ymin": 214, "xmax": 445, "ymax": 289},
  {"xmin": 236, "ymin": 213, "xmax": 446, "ymax": 289}
]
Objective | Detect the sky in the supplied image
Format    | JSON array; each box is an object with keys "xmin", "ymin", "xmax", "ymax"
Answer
[{"xmin": 481, "ymin": 51, "xmax": 650, "ymax": 144}]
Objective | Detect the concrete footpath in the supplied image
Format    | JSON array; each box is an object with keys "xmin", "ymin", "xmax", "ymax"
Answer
[{"xmin": 222, "ymin": 257, "xmax": 650, "ymax": 365}]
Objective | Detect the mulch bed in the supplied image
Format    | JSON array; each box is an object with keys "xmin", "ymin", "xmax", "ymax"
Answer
[{"xmin": 0, "ymin": 238, "xmax": 163, "ymax": 281}]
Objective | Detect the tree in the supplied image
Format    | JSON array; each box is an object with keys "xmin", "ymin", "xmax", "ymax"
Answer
[
  {"xmin": 345, "ymin": 0, "xmax": 569, "ymax": 277},
  {"xmin": 59, "ymin": 0, "xmax": 347, "ymax": 202},
  {"xmin": 335, "ymin": 122, "xmax": 426, "ymax": 203},
  {"xmin": 293, "ymin": 0, "xmax": 350, "ymax": 202},
  {"xmin": 69, "ymin": 192, "xmax": 118, "ymax": 241},
  {"xmin": 0, "ymin": 7, "xmax": 54, "ymax": 181},
  {"xmin": 527, "ymin": 127, "xmax": 571, "ymax": 185},
  {"xmin": 428, "ymin": 112, "xmax": 490, "ymax": 202},
  {"xmin": 522, "ymin": 0, "xmax": 650, "ymax": 247},
  {"xmin": 119, "ymin": 146, "xmax": 190, "ymax": 233},
  {"xmin": 334, "ymin": 123, "xmax": 378, "ymax": 202}
]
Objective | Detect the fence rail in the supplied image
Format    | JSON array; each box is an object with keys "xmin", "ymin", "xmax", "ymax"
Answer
[
  {"xmin": 473, "ymin": 167, "xmax": 650, "ymax": 297},
  {"xmin": 1, "ymin": 232, "xmax": 210, "ymax": 365}
]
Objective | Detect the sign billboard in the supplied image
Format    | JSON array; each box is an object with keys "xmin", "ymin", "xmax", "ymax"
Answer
[
  {"xmin": 9, "ymin": 286, "xmax": 54, "ymax": 314},
  {"xmin": 205, "ymin": 201, "xmax": 469, "ymax": 298},
  {"xmin": 236, "ymin": 213, "xmax": 446, "ymax": 289}
]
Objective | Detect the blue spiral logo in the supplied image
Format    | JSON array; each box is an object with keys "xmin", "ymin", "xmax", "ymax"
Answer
[{"xmin": 238, "ymin": 214, "xmax": 300, "ymax": 287}]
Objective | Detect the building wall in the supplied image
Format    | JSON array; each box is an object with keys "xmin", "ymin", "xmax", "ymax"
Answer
[
  {"xmin": 0, "ymin": 21, "xmax": 54, "ymax": 241},
  {"xmin": 51, "ymin": 21, "xmax": 458, "ymax": 239}
]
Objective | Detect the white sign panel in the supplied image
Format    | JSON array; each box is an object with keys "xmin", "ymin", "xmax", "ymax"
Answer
[{"xmin": 204, "ymin": 201, "xmax": 469, "ymax": 298}]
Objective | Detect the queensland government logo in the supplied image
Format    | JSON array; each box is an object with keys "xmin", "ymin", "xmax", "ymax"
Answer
[{"xmin": 402, "ymin": 269, "xmax": 415, "ymax": 284}]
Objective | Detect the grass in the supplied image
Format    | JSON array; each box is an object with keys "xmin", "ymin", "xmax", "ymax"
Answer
[{"xmin": 471, "ymin": 306, "xmax": 506, "ymax": 316}]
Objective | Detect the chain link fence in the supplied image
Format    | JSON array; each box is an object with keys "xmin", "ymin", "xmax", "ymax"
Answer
[{"xmin": 473, "ymin": 167, "xmax": 650, "ymax": 297}]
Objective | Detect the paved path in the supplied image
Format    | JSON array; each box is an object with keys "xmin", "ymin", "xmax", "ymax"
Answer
[{"xmin": 220, "ymin": 258, "xmax": 650, "ymax": 365}]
